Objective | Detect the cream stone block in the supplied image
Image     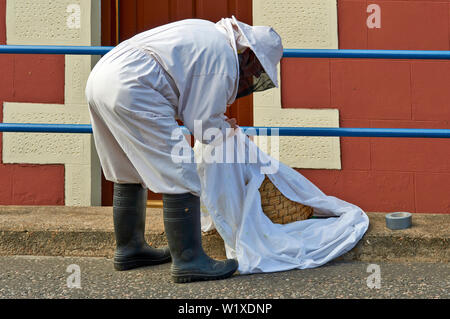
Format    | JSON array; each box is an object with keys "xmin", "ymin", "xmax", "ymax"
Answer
[
  {"xmin": 253, "ymin": 0, "xmax": 338, "ymax": 49},
  {"xmin": 3, "ymin": 132, "xmax": 90, "ymax": 165},
  {"xmin": 63, "ymin": 137, "xmax": 101, "ymax": 206},
  {"xmin": 2, "ymin": 102, "xmax": 101, "ymax": 206},
  {"xmin": 6, "ymin": 0, "xmax": 100, "ymax": 46},
  {"xmin": 254, "ymin": 108, "xmax": 341, "ymax": 169},
  {"xmin": 65, "ymin": 164, "xmax": 97, "ymax": 207},
  {"xmin": 2, "ymin": 103, "xmax": 91, "ymax": 164},
  {"xmin": 65, "ymin": 55, "xmax": 100, "ymax": 105}
]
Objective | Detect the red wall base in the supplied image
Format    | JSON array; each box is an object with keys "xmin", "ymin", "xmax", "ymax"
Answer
[{"xmin": 282, "ymin": 1, "xmax": 450, "ymax": 213}]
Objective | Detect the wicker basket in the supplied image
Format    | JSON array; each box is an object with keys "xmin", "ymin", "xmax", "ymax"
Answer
[{"xmin": 259, "ymin": 176, "xmax": 314, "ymax": 224}]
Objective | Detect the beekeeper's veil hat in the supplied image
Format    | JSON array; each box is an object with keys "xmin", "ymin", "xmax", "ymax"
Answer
[{"xmin": 231, "ymin": 16, "xmax": 283, "ymax": 89}]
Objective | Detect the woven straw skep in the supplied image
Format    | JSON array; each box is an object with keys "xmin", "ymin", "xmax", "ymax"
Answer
[
  {"xmin": 204, "ymin": 176, "xmax": 314, "ymax": 237},
  {"xmin": 259, "ymin": 176, "xmax": 313, "ymax": 224}
]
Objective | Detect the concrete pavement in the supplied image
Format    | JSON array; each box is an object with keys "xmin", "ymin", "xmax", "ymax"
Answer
[
  {"xmin": 0, "ymin": 206, "xmax": 448, "ymax": 262},
  {"xmin": 0, "ymin": 256, "xmax": 448, "ymax": 299}
]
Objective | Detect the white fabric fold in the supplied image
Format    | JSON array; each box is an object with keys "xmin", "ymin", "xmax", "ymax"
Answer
[{"xmin": 194, "ymin": 129, "xmax": 369, "ymax": 274}]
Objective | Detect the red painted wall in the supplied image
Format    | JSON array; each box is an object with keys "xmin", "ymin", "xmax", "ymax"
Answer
[
  {"xmin": 284, "ymin": 0, "xmax": 450, "ymax": 213},
  {"xmin": 1, "ymin": 0, "xmax": 449, "ymax": 213},
  {"xmin": 0, "ymin": 0, "xmax": 65, "ymax": 205}
]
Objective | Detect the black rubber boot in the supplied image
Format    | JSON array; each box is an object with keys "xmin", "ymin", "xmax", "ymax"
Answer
[
  {"xmin": 163, "ymin": 193, "xmax": 238, "ymax": 283},
  {"xmin": 113, "ymin": 183, "xmax": 171, "ymax": 271}
]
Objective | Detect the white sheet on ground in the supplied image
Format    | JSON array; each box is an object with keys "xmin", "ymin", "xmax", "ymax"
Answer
[{"xmin": 194, "ymin": 129, "xmax": 369, "ymax": 275}]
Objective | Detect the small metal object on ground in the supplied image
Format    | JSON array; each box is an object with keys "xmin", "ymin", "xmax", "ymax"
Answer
[{"xmin": 385, "ymin": 212, "xmax": 412, "ymax": 230}]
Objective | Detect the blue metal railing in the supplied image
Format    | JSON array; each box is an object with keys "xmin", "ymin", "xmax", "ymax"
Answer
[
  {"xmin": 0, "ymin": 45, "xmax": 114, "ymax": 55},
  {"xmin": 1, "ymin": 123, "xmax": 450, "ymax": 138},
  {"xmin": 0, "ymin": 45, "xmax": 449, "ymax": 138},
  {"xmin": 283, "ymin": 48, "xmax": 450, "ymax": 60},
  {"xmin": 1, "ymin": 45, "xmax": 450, "ymax": 60}
]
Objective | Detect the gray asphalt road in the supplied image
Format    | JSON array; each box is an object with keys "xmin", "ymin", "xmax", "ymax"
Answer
[{"xmin": 0, "ymin": 256, "xmax": 448, "ymax": 299}]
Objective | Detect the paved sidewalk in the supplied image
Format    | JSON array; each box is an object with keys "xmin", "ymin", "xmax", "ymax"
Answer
[
  {"xmin": 0, "ymin": 206, "xmax": 448, "ymax": 262},
  {"xmin": 0, "ymin": 256, "xmax": 448, "ymax": 299}
]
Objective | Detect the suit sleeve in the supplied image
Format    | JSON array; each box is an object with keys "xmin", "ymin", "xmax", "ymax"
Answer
[{"xmin": 180, "ymin": 73, "xmax": 235, "ymax": 144}]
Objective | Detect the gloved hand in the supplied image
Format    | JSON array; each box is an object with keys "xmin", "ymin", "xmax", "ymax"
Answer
[
  {"xmin": 225, "ymin": 117, "xmax": 238, "ymax": 129},
  {"xmin": 225, "ymin": 117, "xmax": 239, "ymax": 139}
]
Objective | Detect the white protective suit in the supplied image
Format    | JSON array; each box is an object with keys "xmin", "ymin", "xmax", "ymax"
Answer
[
  {"xmin": 86, "ymin": 17, "xmax": 368, "ymax": 274},
  {"xmin": 87, "ymin": 19, "xmax": 231, "ymax": 195},
  {"xmin": 86, "ymin": 17, "xmax": 281, "ymax": 195}
]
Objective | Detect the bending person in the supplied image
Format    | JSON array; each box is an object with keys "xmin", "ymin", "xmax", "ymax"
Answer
[{"xmin": 85, "ymin": 16, "xmax": 283, "ymax": 283}]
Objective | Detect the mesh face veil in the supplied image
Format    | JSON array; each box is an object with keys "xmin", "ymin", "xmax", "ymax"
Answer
[
  {"xmin": 236, "ymin": 49, "xmax": 276, "ymax": 99},
  {"xmin": 215, "ymin": 16, "xmax": 283, "ymax": 100}
]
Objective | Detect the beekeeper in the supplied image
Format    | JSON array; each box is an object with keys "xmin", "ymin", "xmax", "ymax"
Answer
[{"xmin": 85, "ymin": 16, "xmax": 283, "ymax": 283}]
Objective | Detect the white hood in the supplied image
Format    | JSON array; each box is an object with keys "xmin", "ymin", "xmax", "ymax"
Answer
[{"xmin": 217, "ymin": 16, "xmax": 283, "ymax": 88}]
